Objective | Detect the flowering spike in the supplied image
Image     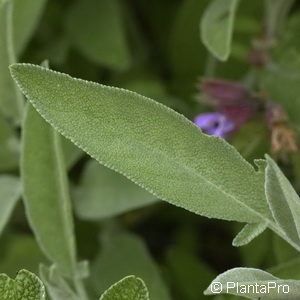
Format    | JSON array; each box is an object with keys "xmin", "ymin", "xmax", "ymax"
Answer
[{"xmin": 201, "ymin": 79, "xmax": 250, "ymax": 106}]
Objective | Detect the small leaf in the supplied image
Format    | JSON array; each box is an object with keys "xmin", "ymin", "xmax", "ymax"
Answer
[
  {"xmin": 10, "ymin": 64, "xmax": 271, "ymax": 223},
  {"xmin": 0, "ymin": 114, "xmax": 19, "ymax": 171},
  {"xmin": 0, "ymin": 269, "xmax": 46, "ymax": 300},
  {"xmin": 205, "ymin": 267, "xmax": 300, "ymax": 299},
  {"xmin": 100, "ymin": 276, "xmax": 149, "ymax": 300},
  {"xmin": 91, "ymin": 231, "xmax": 170, "ymax": 300},
  {"xmin": 201, "ymin": 0, "xmax": 239, "ymax": 61},
  {"xmin": 265, "ymin": 155, "xmax": 300, "ymax": 246},
  {"xmin": 74, "ymin": 160, "xmax": 158, "ymax": 220},
  {"xmin": 0, "ymin": 175, "xmax": 21, "ymax": 235},
  {"xmin": 21, "ymin": 104, "xmax": 76, "ymax": 277},
  {"xmin": 232, "ymin": 222, "xmax": 268, "ymax": 247},
  {"xmin": 66, "ymin": 0, "xmax": 131, "ymax": 71}
]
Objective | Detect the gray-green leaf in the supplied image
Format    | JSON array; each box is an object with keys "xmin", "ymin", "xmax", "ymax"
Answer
[
  {"xmin": 232, "ymin": 222, "xmax": 268, "ymax": 247},
  {"xmin": 205, "ymin": 267, "xmax": 300, "ymax": 299},
  {"xmin": 100, "ymin": 276, "xmax": 149, "ymax": 300},
  {"xmin": 0, "ymin": 269, "xmax": 46, "ymax": 300},
  {"xmin": 265, "ymin": 155, "xmax": 300, "ymax": 246},
  {"xmin": 0, "ymin": 0, "xmax": 22, "ymax": 122},
  {"xmin": 201, "ymin": 0, "xmax": 239, "ymax": 61},
  {"xmin": 10, "ymin": 63, "xmax": 270, "ymax": 223},
  {"xmin": 0, "ymin": 175, "xmax": 21, "ymax": 235},
  {"xmin": 21, "ymin": 103, "xmax": 76, "ymax": 277},
  {"xmin": 74, "ymin": 160, "xmax": 158, "ymax": 220}
]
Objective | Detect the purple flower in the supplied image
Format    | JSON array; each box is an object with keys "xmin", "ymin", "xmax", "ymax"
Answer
[{"xmin": 194, "ymin": 112, "xmax": 235, "ymax": 138}]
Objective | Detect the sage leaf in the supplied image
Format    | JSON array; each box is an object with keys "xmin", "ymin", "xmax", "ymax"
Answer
[
  {"xmin": 201, "ymin": 0, "xmax": 239, "ymax": 61},
  {"xmin": 100, "ymin": 276, "xmax": 149, "ymax": 300},
  {"xmin": 232, "ymin": 222, "xmax": 268, "ymax": 247},
  {"xmin": 0, "ymin": 114, "xmax": 19, "ymax": 171},
  {"xmin": 74, "ymin": 160, "xmax": 158, "ymax": 220},
  {"xmin": 21, "ymin": 103, "xmax": 77, "ymax": 277},
  {"xmin": 0, "ymin": 0, "xmax": 22, "ymax": 122},
  {"xmin": 0, "ymin": 269, "xmax": 46, "ymax": 300},
  {"xmin": 205, "ymin": 267, "xmax": 300, "ymax": 299},
  {"xmin": 66, "ymin": 0, "xmax": 131, "ymax": 71},
  {"xmin": 265, "ymin": 155, "xmax": 300, "ymax": 245},
  {"xmin": 0, "ymin": 175, "xmax": 21, "ymax": 235},
  {"xmin": 13, "ymin": 0, "xmax": 47, "ymax": 56},
  {"xmin": 10, "ymin": 64, "xmax": 271, "ymax": 223},
  {"xmin": 91, "ymin": 231, "xmax": 171, "ymax": 300}
]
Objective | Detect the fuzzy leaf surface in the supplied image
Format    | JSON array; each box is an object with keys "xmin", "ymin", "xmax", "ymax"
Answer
[{"xmin": 11, "ymin": 64, "xmax": 271, "ymax": 223}]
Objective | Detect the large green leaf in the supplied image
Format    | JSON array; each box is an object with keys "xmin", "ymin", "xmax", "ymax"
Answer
[
  {"xmin": 66, "ymin": 0, "xmax": 131, "ymax": 71},
  {"xmin": 0, "ymin": 114, "xmax": 19, "ymax": 171},
  {"xmin": 10, "ymin": 63, "xmax": 271, "ymax": 223},
  {"xmin": 74, "ymin": 160, "xmax": 158, "ymax": 220},
  {"xmin": 100, "ymin": 276, "xmax": 149, "ymax": 300},
  {"xmin": 91, "ymin": 231, "xmax": 170, "ymax": 300},
  {"xmin": 0, "ymin": 175, "xmax": 21, "ymax": 235},
  {"xmin": 21, "ymin": 104, "xmax": 76, "ymax": 277},
  {"xmin": 13, "ymin": 0, "xmax": 47, "ymax": 56},
  {"xmin": 0, "ymin": 269, "xmax": 45, "ymax": 300},
  {"xmin": 205, "ymin": 268, "xmax": 300, "ymax": 299},
  {"xmin": 201, "ymin": 0, "xmax": 239, "ymax": 61},
  {"xmin": 265, "ymin": 155, "xmax": 300, "ymax": 247}
]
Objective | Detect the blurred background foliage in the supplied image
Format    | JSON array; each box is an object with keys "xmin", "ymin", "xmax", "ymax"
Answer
[{"xmin": 1, "ymin": 0, "xmax": 300, "ymax": 299}]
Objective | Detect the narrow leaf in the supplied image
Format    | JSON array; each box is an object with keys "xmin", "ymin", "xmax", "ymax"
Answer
[
  {"xmin": 21, "ymin": 103, "xmax": 76, "ymax": 277},
  {"xmin": 265, "ymin": 154, "xmax": 300, "ymax": 245},
  {"xmin": 232, "ymin": 222, "xmax": 268, "ymax": 247},
  {"xmin": 0, "ymin": 0, "xmax": 22, "ymax": 122},
  {"xmin": 100, "ymin": 276, "xmax": 149, "ymax": 300},
  {"xmin": 201, "ymin": 0, "xmax": 239, "ymax": 61},
  {"xmin": 205, "ymin": 267, "xmax": 300, "ymax": 299},
  {"xmin": 10, "ymin": 64, "xmax": 271, "ymax": 223},
  {"xmin": 74, "ymin": 160, "xmax": 158, "ymax": 220},
  {"xmin": 0, "ymin": 175, "xmax": 21, "ymax": 235},
  {"xmin": 0, "ymin": 269, "xmax": 46, "ymax": 300}
]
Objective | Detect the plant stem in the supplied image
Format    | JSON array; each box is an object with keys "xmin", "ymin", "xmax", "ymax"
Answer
[
  {"xmin": 74, "ymin": 277, "xmax": 89, "ymax": 300},
  {"xmin": 264, "ymin": 0, "xmax": 295, "ymax": 41},
  {"xmin": 204, "ymin": 53, "xmax": 217, "ymax": 78},
  {"xmin": 6, "ymin": 0, "xmax": 24, "ymax": 123}
]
